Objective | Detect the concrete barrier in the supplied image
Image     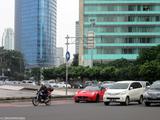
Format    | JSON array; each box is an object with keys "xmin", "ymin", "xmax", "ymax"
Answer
[
  {"xmin": 0, "ymin": 85, "xmax": 40, "ymax": 91},
  {"xmin": 0, "ymin": 85, "xmax": 24, "ymax": 90}
]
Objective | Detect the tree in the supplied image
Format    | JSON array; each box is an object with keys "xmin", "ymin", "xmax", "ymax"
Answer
[
  {"xmin": 0, "ymin": 47, "xmax": 25, "ymax": 80},
  {"xmin": 127, "ymin": 65, "xmax": 140, "ymax": 80},
  {"xmin": 137, "ymin": 45, "xmax": 160, "ymax": 64},
  {"xmin": 100, "ymin": 67, "xmax": 115, "ymax": 81},
  {"xmin": 114, "ymin": 67, "xmax": 130, "ymax": 81},
  {"xmin": 43, "ymin": 66, "xmax": 66, "ymax": 80},
  {"xmin": 72, "ymin": 54, "xmax": 79, "ymax": 66},
  {"xmin": 31, "ymin": 68, "xmax": 41, "ymax": 84},
  {"xmin": 139, "ymin": 61, "xmax": 160, "ymax": 82},
  {"xmin": 107, "ymin": 58, "xmax": 133, "ymax": 68}
]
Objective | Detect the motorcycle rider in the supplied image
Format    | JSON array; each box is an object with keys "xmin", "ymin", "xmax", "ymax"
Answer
[{"xmin": 39, "ymin": 84, "xmax": 49, "ymax": 101}]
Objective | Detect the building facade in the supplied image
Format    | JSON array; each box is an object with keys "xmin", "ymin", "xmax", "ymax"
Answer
[
  {"xmin": 15, "ymin": 0, "xmax": 57, "ymax": 68},
  {"xmin": 2, "ymin": 28, "xmax": 14, "ymax": 50},
  {"xmin": 55, "ymin": 47, "xmax": 64, "ymax": 67},
  {"xmin": 75, "ymin": 21, "xmax": 80, "ymax": 54},
  {"xmin": 79, "ymin": 0, "xmax": 160, "ymax": 66}
]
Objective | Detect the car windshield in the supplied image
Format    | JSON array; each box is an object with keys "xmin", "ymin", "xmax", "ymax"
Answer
[
  {"xmin": 150, "ymin": 82, "xmax": 160, "ymax": 90},
  {"xmin": 102, "ymin": 84, "xmax": 114, "ymax": 89},
  {"xmin": 110, "ymin": 83, "xmax": 129, "ymax": 89},
  {"xmin": 83, "ymin": 86, "xmax": 100, "ymax": 91}
]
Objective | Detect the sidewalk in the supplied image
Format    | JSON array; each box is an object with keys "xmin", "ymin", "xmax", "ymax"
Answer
[{"xmin": 0, "ymin": 85, "xmax": 76, "ymax": 101}]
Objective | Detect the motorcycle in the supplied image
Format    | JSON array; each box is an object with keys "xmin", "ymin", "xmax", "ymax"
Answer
[{"xmin": 32, "ymin": 87, "xmax": 54, "ymax": 106}]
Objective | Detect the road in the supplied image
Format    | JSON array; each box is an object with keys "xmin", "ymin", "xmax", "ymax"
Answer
[{"xmin": 0, "ymin": 100, "xmax": 160, "ymax": 120}]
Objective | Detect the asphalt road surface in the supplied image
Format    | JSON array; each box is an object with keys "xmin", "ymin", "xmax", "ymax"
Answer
[{"xmin": 0, "ymin": 100, "xmax": 160, "ymax": 120}]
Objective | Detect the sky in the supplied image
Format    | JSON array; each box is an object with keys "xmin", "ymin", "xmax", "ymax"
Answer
[{"xmin": 0, "ymin": 0, "xmax": 79, "ymax": 58}]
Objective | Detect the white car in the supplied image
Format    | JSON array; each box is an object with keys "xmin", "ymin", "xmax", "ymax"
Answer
[
  {"xmin": 0, "ymin": 80, "xmax": 4, "ymax": 85},
  {"xmin": 103, "ymin": 81, "xmax": 145, "ymax": 106},
  {"xmin": 47, "ymin": 80, "xmax": 58, "ymax": 88},
  {"xmin": 22, "ymin": 80, "xmax": 36, "ymax": 86},
  {"xmin": 57, "ymin": 82, "xmax": 71, "ymax": 88}
]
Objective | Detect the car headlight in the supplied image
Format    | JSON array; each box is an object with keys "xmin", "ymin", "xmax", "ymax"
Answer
[
  {"xmin": 75, "ymin": 91, "xmax": 79, "ymax": 95},
  {"xmin": 143, "ymin": 92, "xmax": 149, "ymax": 97},
  {"xmin": 91, "ymin": 92, "xmax": 96, "ymax": 95},
  {"xmin": 105, "ymin": 91, "xmax": 109, "ymax": 95}
]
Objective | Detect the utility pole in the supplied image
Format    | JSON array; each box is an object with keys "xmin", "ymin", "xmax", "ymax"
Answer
[{"xmin": 65, "ymin": 35, "xmax": 70, "ymax": 95}]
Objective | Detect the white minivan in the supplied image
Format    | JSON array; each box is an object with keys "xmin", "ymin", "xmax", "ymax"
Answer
[{"xmin": 103, "ymin": 81, "xmax": 145, "ymax": 106}]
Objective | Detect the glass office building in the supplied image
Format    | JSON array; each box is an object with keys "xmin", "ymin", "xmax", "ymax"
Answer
[
  {"xmin": 2, "ymin": 28, "xmax": 14, "ymax": 50},
  {"xmin": 79, "ymin": 0, "xmax": 160, "ymax": 66},
  {"xmin": 15, "ymin": 0, "xmax": 57, "ymax": 68}
]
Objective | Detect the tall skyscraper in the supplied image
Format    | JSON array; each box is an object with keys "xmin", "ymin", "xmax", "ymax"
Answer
[
  {"xmin": 2, "ymin": 28, "xmax": 14, "ymax": 50},
  {"xmin": 79, "ymin": 0, "xmax": 160, "ymax": 66},
  {"xmin": 55, "ymin": 47, "xmax": 64, "ymax": 67},
  {"xmin": 15, "ymin": 0, "xmax": 57, "ymax": 68},
  {"xmin": 75, "ymin": 21, "xmax": 80, "ymax": 54}
]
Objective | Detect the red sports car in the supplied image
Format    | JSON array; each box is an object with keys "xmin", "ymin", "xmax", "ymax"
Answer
[{"xmin": 74, "ymin": 86, "xmax": 106, "ymax": 103}]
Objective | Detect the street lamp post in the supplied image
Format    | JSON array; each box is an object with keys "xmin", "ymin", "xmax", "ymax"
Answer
[{"xmin": 38, "ymin": 59, "xmax": 45, "ymax": 85}]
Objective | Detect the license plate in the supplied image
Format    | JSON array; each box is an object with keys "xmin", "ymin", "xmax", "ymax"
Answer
[{"xmin": 110, "ymin": 99, "xmax": 116, "ymax": 102}]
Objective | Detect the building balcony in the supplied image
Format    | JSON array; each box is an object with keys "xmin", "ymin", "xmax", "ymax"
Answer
[
  {"xmin": 95, "ymin": 43, "xmax": 159, "ymax": 47},
  {"xmin": 84, "ymin": 1, "xmax": 160, "ymax": 5},
  {"xmin": 85, "ymin": 11, "xmax": 160, "ymax": 15},
  {"xmin": 95, "ymin": 32, "xmax": 160, "ymax": 37},
  {"xmin": 84, "ymin": 54, "xmax": 138, "ymax": 60},
  {"xmin": 84, "ymin": 22, "xmax": 160, "ymax": 26}
]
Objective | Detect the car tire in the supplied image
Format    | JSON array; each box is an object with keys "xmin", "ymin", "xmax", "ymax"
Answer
[
  {"xmin": 124, "ymin": 96, "xmax": 130, "ymax": 106},
  {"xmin": 75, "ymin": 100, "xmax": 80, "ymax": 103},
  {"xmin": 138, "ymin": 95, "xmax": 143, "ymax": 104},
  {"xmin": 145, "ymin": 102, "xmax": 151, "ymax": 106},
  {"xmin": 104, "ymin": 102, "xmax": 110, "ymax": 106},
  {"xmin": 95, "ymin": 95, "xmax": 99, "ymax": 103}
]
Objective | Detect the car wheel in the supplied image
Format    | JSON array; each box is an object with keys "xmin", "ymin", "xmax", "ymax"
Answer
[
  {"xmin": 124, "ymin": 96, "xmax": 130, "ymax": 106},
  {"xmin": 145, "ymin": 102, "xmax": 151, "ymax": 106},
  {"xmin": 75, "ymin": 100, "xmax": 80, "ymax": 103},
  {"xmin": 120, "ymin": 102, "xmax": 125, "ymax": 105},
  {"xmin": 138, "ymin": 95, "xmax": 143, "ymax": 104},
  {"xmin": 95, "ymin": 95, "xmax": 99, "ymax": 103},
  {"xmin": 104, "ymin": 102, "xmax": 110, "ymax": 106}
]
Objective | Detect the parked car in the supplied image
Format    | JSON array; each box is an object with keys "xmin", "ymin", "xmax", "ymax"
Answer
[
  {"xmin": 72, "ymin": 82, "xmax": 84, "ymax": 89},
  {"xmin": 47, "ymin": 80, "xmax": 58, "ymax": 88},
  {"xmin": 0, "ymin": 80, "xmax": 4, "ymax": 85},
  {"xmin": 84, "ymin": 81, "xmax": 93, "ymax": 87},
  {"xmin": 103, "ymin": 81, "xmax": 145, "ymax": 106},
  {"xmin": 22, "ymin": 80, "xmax": 36, "ymax": 86},
  {"xmin": 56, "ymin": 82, "xmax": 71, "ymax": 88},
  {"xmin": 11, "ymin": 80, "xmax": 21, "ymax": 84},
  {"xmin": 74, "ymin": 85, "xmax": 106, "ymax": 103},
  {"xmin": 143, "ymin": 80, "xmax": 160, "ymax": 106},
  {"xmin": 139, "ymin": 81, "xmax": 150, "ymax": 88},
  {"xmin": 101, "ymin": 83, "xmax": 115, "ymax": 90}
]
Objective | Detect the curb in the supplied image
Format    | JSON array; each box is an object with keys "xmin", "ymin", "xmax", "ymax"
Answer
[{"xmin": 0, "ymin": 95, "xmax": 74, "ymax": 103}]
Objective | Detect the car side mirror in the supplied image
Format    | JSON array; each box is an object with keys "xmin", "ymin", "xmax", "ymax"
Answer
[{"xmin": 129, "ymin": 87, "xmax": 133, "ymax": 90}]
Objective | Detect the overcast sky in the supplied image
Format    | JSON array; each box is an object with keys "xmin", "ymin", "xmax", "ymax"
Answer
[{"xmin": 0, "ymin": 0, "xmax": 79, "ymax": 57}]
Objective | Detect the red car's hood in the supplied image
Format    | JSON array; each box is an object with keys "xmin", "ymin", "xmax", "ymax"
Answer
[{"xmin": 76, "ymin": 90, "xmax": 98, "ymax": 96}]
